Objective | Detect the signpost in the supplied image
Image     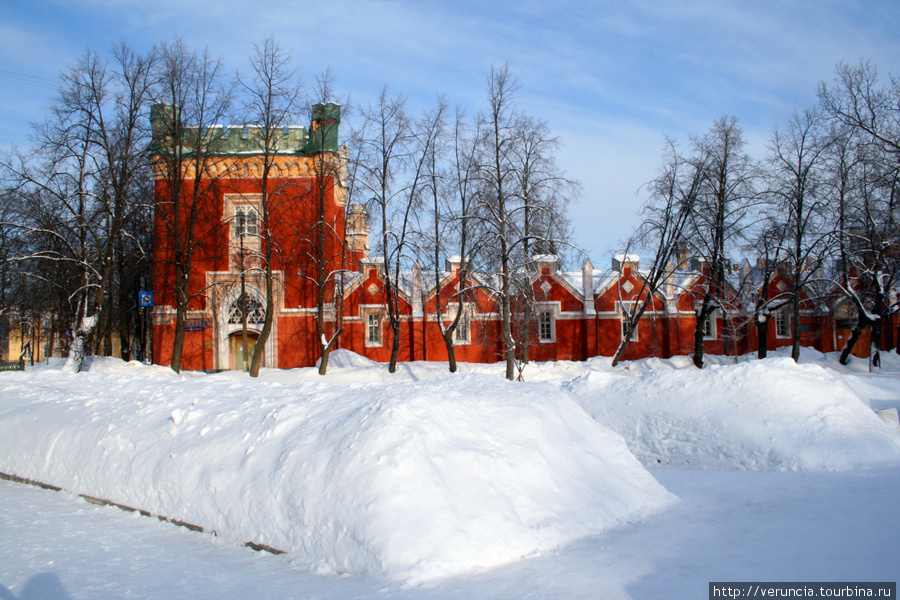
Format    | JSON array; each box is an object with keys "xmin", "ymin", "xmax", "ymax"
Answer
[
  {"xmin": 138, "ymin": 291, "xmax": 153, "ymax": 308},
  {"xmin": 138, "ymin": 291, "xmax": 153, "ymax": 364}
]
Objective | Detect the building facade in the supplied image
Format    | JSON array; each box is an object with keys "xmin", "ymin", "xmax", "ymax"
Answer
[
  {"xmin": 149, "ymin": 109, "xmax": 897, "ymax": 371},
  {"xmin": 150, "ymin": 102, "xmax": 365, "ymax": 370}
]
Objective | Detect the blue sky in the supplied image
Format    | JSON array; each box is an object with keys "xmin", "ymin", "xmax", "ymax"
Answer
[{"xmin": 1, "ymin": 0, "xmax": 899, "ymax": 262}]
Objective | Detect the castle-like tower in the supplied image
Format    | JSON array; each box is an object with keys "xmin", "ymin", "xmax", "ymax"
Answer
[{"xmin": 150, "ymin": 103, "xmax": 364, "ymax": 370}]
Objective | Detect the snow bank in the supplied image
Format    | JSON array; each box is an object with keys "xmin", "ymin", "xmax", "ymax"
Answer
[
  {"xmin": 565, "ymin": 358, "xmax": 900, "ymax": 471},
  {"xmin": 0, "ymin": 363, "xmax": 672, "ymax": 583},
  {"xmin": 320, "ymin": 348, "xmax": 380, "ymax": 370}
]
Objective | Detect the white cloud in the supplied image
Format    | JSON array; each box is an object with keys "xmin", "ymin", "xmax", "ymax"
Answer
[{"xmin": 3, "ymin": 0, "xmax": 900, "ymax": 254}]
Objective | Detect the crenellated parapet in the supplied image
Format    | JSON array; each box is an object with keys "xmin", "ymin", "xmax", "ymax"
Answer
[{"xmin": 149, "ymin": 102, "xmax": 343, "ymax": 180}]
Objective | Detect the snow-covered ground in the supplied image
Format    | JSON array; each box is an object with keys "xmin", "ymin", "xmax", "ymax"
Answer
[{"xmin": 1, "ymin": 348, "xmax": 899, "ymax": 599}]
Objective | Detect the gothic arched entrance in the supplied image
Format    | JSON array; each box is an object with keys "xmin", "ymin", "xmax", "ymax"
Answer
[{"xmin": 217, "ymin": 288, "xmax": 272, "ymax": 370}]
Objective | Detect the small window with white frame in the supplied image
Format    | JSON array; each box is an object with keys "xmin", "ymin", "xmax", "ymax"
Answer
[
  {"xmin": 618, "ymin": 301, "xmax": 640, "ymax": 341},
  {"xmin": 234, "ymin": 205, "xmax": 258, "ymax": 238},
  {"xmin": 538, "ymin": 308, "xmax": 556, "ymax": 342},
  {"xmin": 223, "ymin": 194, "xmax": 262, "ymax": 242},
  {"xmin": 367, "ymin": 313, "xmax": 381, "ymax": 345},
  {"xmin": 453, "ymin": 309, "xmax": 470, "ymax": 344},
  {"xmin": 775, "ymin": 309, "xmax": 790, "ymax": 338},
  {"xmin": 224, "ymin": 195, "xmax": 262, "ymax": 272},
  {"xmin": 364, "ymin": 310, "xmax": 383, "ymax": 347},
  {"xmin": 703, "ymin": 312, "xmax": 717, "ymax": 339}
]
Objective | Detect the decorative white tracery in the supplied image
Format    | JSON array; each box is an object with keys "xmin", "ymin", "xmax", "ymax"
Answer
[{"xmin": 226, "ymin": 293, "xmax": 266, "ymax": 325}]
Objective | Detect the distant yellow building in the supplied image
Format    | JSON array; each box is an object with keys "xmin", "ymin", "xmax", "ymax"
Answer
[{"xmin": 3, "ymin": 311, "xmax": 67, "ymax": 365}]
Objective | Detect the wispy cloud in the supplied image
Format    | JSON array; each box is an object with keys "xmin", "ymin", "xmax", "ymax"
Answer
[{"xmin": 2, "ymin": 0, "xmax": 898, "ymax": 255}]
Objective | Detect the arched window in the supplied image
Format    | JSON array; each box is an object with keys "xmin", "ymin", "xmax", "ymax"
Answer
[{"xmin": 226, "ymin": 293, "xmax": 266, "ymax": 325}]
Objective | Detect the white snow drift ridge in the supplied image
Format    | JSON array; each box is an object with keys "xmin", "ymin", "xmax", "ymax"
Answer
[
  {"xmin": 566, "ymin": 358, "xmax": 900, "ymax": 471},
  {"xmin": 0, "ymin": 363, "xmax": 673, "ymax": 584}
]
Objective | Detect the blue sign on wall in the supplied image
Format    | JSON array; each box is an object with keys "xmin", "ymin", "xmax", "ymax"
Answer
[
  {"xmin": 185, "ymin": 318, "xmax": 211, "ymax": 331},
  {"xmin": 138, "ymin": 291, "xmax": 154, "ymax": 307}
]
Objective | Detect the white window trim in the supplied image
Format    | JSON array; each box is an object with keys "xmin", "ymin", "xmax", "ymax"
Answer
[
  {"xmin": 703, "ymin": 311, "xmax": 718, "ymax": 340},
  {"xmin": 617, "ymin": 301, "xmax": 641, "ymax": 342},
  {"xmin": 361, "ymin": 306, "xmax": 384, "ymax": 347},
  {"xmin": 454, "ymin": 313, "xmax": 470, "ymax": 345},
  {"xmin": 224, "ymin": 194, "xmax": 262, "ymax": 241},
  {"xmin": 621, "ymin": 316, "xmax": 639, "ymax": 341},
  {"xmin": 617, "ymin": 300, "xmax": 638, "ymax": 315},
  {"xmin": 223, "ymin": 194, "xmax": 263, "ymax": 272},
  {"xmin": 775, "ymin": 309, "xmax": 790, "ymax": 339},
  {"xmin": 536, "ymin": 303, "xmax": 559, "ymax": 343},
  {"xmin": 443, "ymin": 303, "xmax": 473, "ymax": 346},
  {"xmin": 234, "ymin": 205, "xmax": 259, "ymax": 238}
]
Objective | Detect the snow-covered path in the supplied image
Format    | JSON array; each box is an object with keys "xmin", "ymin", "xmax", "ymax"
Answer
[{"xmin": 3, "ymin": 467, "xmax": 898, "ymax": 599}]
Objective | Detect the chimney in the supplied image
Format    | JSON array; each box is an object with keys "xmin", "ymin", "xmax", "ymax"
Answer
[
  {"xmin": 582, "ymin": 259, "xmax": 595, "ymax": 314},
  {"xmin": 150, "ymin": 103, "xmax": 179, "ymax": 143},
  {"xmin": 412, "ymin": 262, "xmax": 423, "ymax": 317},
  {"xmin": 346, "ymin": 204, "xmax": 369, "ymax": 258},
  {"xmin": 534, "ymin": 254, "xmax": 559, "ymax": 275},
  {"xmin": 612, "ymin": 254, "xmax": 639, "ymax": 275},
  {"xmin": 308, "ymin": 102, "xmax": 341, "ymax": 153},
  {"xmin": 664, "ymin": 260, "xmax": 676, "ymax": 299},
  {"xmin": 675, "ymin": 241, "xmax": 690, "ymax": 269},
  {"xmin": 445, "ymin": 255, "xmax": 465, "ymax": 274}
]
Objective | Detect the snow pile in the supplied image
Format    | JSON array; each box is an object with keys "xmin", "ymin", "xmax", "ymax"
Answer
[
  {"xmin": 566, "ymin": 358, "xmax": 900, "ymax": 471},
  {"xmin": 319, "ymin": 348, "xmax": 380, "ymax": 370},
  {"xmin": 0, "ymin": 364, "xmax": 672, "ymax": 583}
]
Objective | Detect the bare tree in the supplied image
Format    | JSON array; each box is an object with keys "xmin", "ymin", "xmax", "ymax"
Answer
[
  {"xmin": 303, "ymin": 69, "xmax": 350, "ymax": 375},
  {"xmin": 819, "ymin": 60, "xmax": 900, "ymax": 359},
  {"xmin": 824, "ymin": 124, "xmax": 898, "ymax": 366},
  {"xmin": 684, "ymin": 116, "xmax": 758, "ymax": 368},
  {"xmin": 353, "ymin": 88, "xmax": 411, "ymax": 373},
  {"xmin": 237, "ymin": 36, "xmax": 303, "ymax": 377},
  {"xmin": 151, "ymin": 38, "xmax": 233, "ymax": 373},
  {"xmin": 511, "ymin": 114, "xmax": 577, "ymax": 366},
  {"xmin": 1, "ymin": 44, "xmax": 156, "ymax": 372},
  {"xmin": 355, "ymin": 88, "xmax": 446, "ymax": 372},
  {"xmin": 767, "ymin": 108, "xmax": 831, "ymax": 362},
  {"xmin": 466, "ymin": 64, "xmax": 527, "ymax": 379},
  {"xmin": 0, "ymin": 188, "xmax": 25, "ymax": 360},
  {"xmin": 613, "ymin": 138, "xmax": 701, "ymax": 366},
  {"xmin": 818, "ymin": 60, "xmax": 900, "ymax": 159},
  {"xmin": 743, "ymin": 219, "xmax": 792, "ymax": 359},
  {"xmin": 457, "ymin": 64, "xmax": 580, "ymax": 380},
  {"xmin": 423, "ymin": 105, "xmax": 479, "ymax": 372}
]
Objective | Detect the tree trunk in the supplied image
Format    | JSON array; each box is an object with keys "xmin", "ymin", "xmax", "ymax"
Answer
[
  {"xmin": 756, "ymin": 316, "xmax": 769, "ymax": 359},
  {"xmin": 839, "ymin": 320, "xmax": 867, "ymax": 365},
  {"xmin": 443, "ymin": 330, "xmax": 458, "ymax": 373},
  {"xmin": 521, "ymin": 309, "xmax": 532, "ymax": 365},
  {"xmin": 790, "ymin": 291, "xmax": 801, "ymax": 362},
  {"xmin": 692, "ymin": 319, "xmax": 705, "ymax": 368},
  {"xmin": 250, "ymin": 263, "xmax": 274, "ymax": 378},
  {"xmin": 388, "ymin": 321, "xmax": 401, "ymax": 373},
  {"xmin": 611, "ymin": 326, "xmax": 634, "ymax": 367},
  {"xmin": 318, "ymin": 326, "xmax": 343, "ymax": 376},
  {"xmin": 250, "ymin": 215, "xmax": 274, "ymax": 378},
  {"xmin": 241, "ymin": 299, "xmax": 250, "ymax": 372},
  {"xmin": 870, "ymin": 313, "xmax": 883, "ymax": 371},
  {"xmin": 503, "ymin": 296, "xmax": 515, "ymax": 381},
  {"xmin": 62, "ymin": 313, "xmax": 98, "ymax": 374},
  {"xmin": 319, "ymin": 347, "xmax": 331, "ymax": 375},
  {"xmin": 692, "ymin": 294, "xmax": 712, "ymax": 369},
  {"xmin": 171, "ymin": 294, "xmax": 187, "ymax": 373}
]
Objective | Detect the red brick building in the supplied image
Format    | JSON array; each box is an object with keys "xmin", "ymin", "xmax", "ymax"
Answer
[
  {"xmin": 150, "ymin": 103, "xmax": 365, "ymax": 370},
  {"xmin": 150, "ymin": 107, "xmax": 896, "ymax": 370}
]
